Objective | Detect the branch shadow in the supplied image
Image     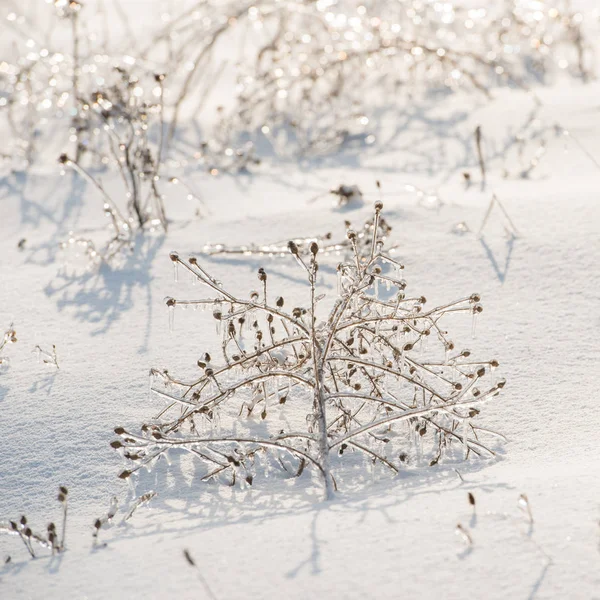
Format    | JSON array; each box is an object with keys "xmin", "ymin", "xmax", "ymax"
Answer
[
  {"xmin": 43, "ymin": 232, "xmax": 165, "ymax": 353},
  {"xmin": 479, "ymin": 234, "xmax": 517, "ymax": 284}
]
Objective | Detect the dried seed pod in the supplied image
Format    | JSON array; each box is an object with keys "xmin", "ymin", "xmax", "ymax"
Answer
[{"xmin": 287, "ymin": 241, "xmax": 299, "ymax": 256}]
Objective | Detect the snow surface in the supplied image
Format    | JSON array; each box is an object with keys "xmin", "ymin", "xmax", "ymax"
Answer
[{"xmin": 1, "ymin": 2, "xmax": 600, "ymax": 599}]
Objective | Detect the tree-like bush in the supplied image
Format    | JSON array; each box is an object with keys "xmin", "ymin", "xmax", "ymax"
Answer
[{"xmin": 113, "ymin": 203, "xmax": 504, "ymax": 498}]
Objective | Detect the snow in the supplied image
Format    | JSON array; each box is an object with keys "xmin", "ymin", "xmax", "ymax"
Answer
[{"xmin": 1, "ymin": 2, "xmax": 600, "ymax": 598}]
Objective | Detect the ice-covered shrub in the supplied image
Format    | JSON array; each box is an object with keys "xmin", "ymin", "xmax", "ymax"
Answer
[{"xmin": 113, "ymin": 204, "xmax": 505, "ymax": 498}]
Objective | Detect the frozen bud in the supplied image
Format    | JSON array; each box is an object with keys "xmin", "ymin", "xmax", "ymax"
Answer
[
  {"xmin": 267, "ymin": 314, "xmax": 273, "ymax": 323},
  {"xmin": 469, "ymin": 408, "xmax": 480, "ymax": 417},
  {"xmin": 347, "ymin": 230, "xmax": 357, "ymax": 241},
  {"xmin": 165, "ymin": 297, "xmax": 176, "ymax": 307},
  {"xmin": 374, "ymin": 200, "xmax": 383, "ymax": 212},
  {"xmin": 10, "ymin": 521, "xmax": 17, "ymax": 531},
  {"xmin": 287, "ymin": 241, "xmax": 299, "ymax": 256},
  {"xmin": 476, "ymin": 367, "xmax": 486, "ymax": 377},
  {"xmin": 473, "ymin": 304, "xmax": 483, "ymax": 314},
  {"xmin": 461, "ymin": 349, "xmax": 471, "ymax": 357},
  {"xmin": 94, "ymin": 519, "xmax": 102, "ymax": 530},
  {"xmin": 213, "ymin": 309, "xmax": 222, "ymax": 320},
  {"xmin": 310, "ymin": 242, "xmax": 319, "ymax": 255},
  {"xmin": 276, "ymin": 296, "xmax": 284, "ymax": 307},
  {"xmin": 59, "ymin": 486, "xmax": 68, "ymax": 496},
  {"xmin": 447, "ymin": 342, "xmax": 455, "ymax": 351},
  {"xmin": 470, "ymin": 293, "xmax": 481, "ymax": 303},
  {"xmin": 292, "ymin": 307, "xmax": 302, "ymax": 318},
  {"xmin": 154, "ymin": 73, "xmax": 165, "ymax": 82},
  {"xmin": 152, "ymin": 431, "xmax": 162, "ymax": 439},
  {"xmin": 468, "ymin": 493, "xmax": 475, "ymax": 506},
  {"xmin": 169, "ymin": 251, "xmax": 179, "ymax": 262},
  {"xmin": 20, "ymin": 516, "xmax": 27, "ymax": 526},
  {"xmin": 24, "ymin": 528, "xmax": 32, "ymax": 538},
  {"xmin": 202, "ymin": 352, "xmax": 211, "ymax": 363},
  {"xmin": 472, "ymin": 388, "xmax": 481, "ymax": 397},
  {"xmin": 58, "ymin": 153, "xmax": 69, "ymax": 164},
  {"xmin": 188, "ymin": 256, "xmax": 197, "ymax": 265},
  {"xmin": 118, "ymin": 470, "xmax": 131, "ymax": 480},
  {"xmin": 258, "ymin": 268, "xmax": 267, "ymax": 282},
  {"xmin": 490, "ymin": 359, "xmax": 499, "ymax": 368},
  {"xmin": 58, "ymin": 493, "xmax": 66, "ymax": 503},
  {"xmin": 373, "ymin": 266, "xmax": 382, "ymax": 274},
  {"xmin": 419, "ymin": 296, "xmax": 427, "ymax": 304},
  {"xmin": 245, "ymin": 475, "xmax": 253, "ymax": 485},
  {"xmin": 114, "ymin": 427, "xmax": 126, "ymax": 435},
  {"xmin": 403, "ymin": 343, "xmax": 413, "ymax": 352},
  {"xmin": 250, "ymin": 291, "xmax": 259, "ymax": 301},
  {"xmin": 454, "ymin": 383, "xmax": 463, "ymax": 391},
  {"xmin": 496, "ymin": 378, "xmax": 506, "ymax": 389},
  {"xmin": 110, "ymin": 440, "xmax": 123, "ymax": 449}
]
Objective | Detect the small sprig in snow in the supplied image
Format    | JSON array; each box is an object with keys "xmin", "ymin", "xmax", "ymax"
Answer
[
  {"xmin": 113, "ymin": 203, "xmax": 505, "ymax": 499},
  {"xmin": 0, "ymin": 324, "xmax": 17, "ymax": 366}
]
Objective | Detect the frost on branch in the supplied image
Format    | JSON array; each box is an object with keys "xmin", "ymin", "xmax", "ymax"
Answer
[{"xmin": 113, "ymin": 203, "xmax": 505, "ymax": 499}]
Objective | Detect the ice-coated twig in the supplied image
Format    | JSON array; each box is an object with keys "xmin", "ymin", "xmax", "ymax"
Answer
[
  {"xmin": 518, "ymin": 493, "xmax": 534, "ymax": 525},
  {"xmin": 123, "ymin": 491, "xmax": 157, "ymax": 522},
  {"xmin": 455, "ymin": 523, "xmax": 473, "ymax": 547},
  {"xmin": 197, "ymin": 213, "xmax": 397, "ymax": 260},
  {"xmin": 183, "ymin": 549, "xmax": 219, "ymax": 600},
  {"xmin": 478, "ymin": 195, "xmax": 520, "ymax": 239}
]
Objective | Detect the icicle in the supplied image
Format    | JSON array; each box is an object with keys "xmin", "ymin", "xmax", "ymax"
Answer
[
  {"xmin": 374, "ymin": 277, "xmax": 379, "ymax": 299},
  {"xmin": 168, "ymin": 305, "xmax": 175, "ymax": 332},
  {"xmin": 173, "ymin": 261, "xmax": 178, "ymax": 282},
  {"xmin": 471, "ymin": 311, "xmax": 478, "ymax": 339}
]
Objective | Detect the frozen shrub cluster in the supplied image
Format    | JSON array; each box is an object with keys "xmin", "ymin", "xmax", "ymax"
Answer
[
  {"xmin": 166, "ymin": 0, "xmax": 593, "ymax": 159},
  {"xmin": 57, "ymin": 67, "xmax": 170, "ymax": 264},
  {"xmin": 1, "ymin": 1, "xmax": 594, "ymax": 172},
  {"xmin": 113, "ymin": 204, "xmax": 505, "ymax": 498}
]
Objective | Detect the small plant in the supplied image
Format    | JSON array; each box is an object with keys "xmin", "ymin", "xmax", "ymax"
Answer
[
  {"xmin": 113, "ymin": 203, "xmax": 504, "ymax": 499},
  {"xmin": 0, "ymin": 324, "xmax": 17, "ymax": 366},
  {"xmin": 33, "ymin": 345, "xmax": 59, "ymax": 369},
  {"xmin": 0, "ymin": 486, "xmax": 69, "ymax": 559}
]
